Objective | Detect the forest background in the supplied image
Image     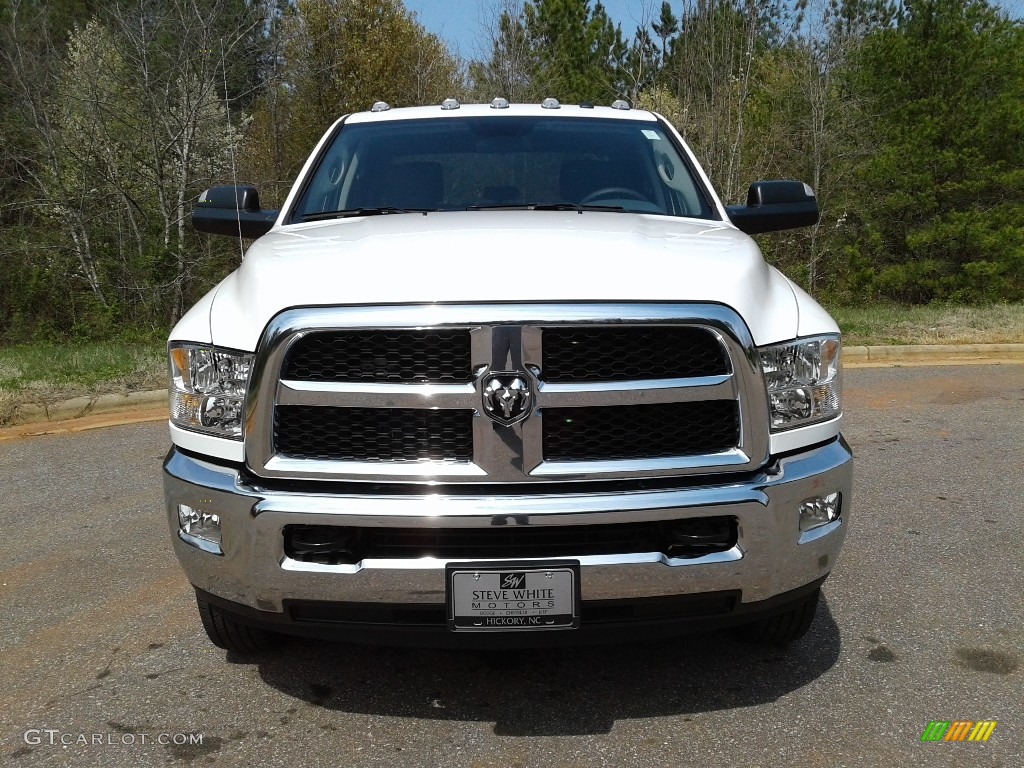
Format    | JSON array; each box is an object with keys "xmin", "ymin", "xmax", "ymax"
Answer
[{"xmin": 1, "ymin": 0, "xmax": 1022, "ymax": 346}]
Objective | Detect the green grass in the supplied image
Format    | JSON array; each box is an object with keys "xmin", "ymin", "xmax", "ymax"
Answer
[
  {"xmin": 826, "ymin": 303, "xmax": 1024, "ymax": 347},
  {"xmin": 0, "ymin": 341, "xmax": 166, "ymax": 425}
]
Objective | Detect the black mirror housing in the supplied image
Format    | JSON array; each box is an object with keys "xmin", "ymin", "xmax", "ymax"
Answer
[
  {"xmin": 726, "ymin": 180, "xmax": 820, "ymax": 234},
  {"xmin": 193, "ymin": 185, "xmax": 279, "ymax": 239}
]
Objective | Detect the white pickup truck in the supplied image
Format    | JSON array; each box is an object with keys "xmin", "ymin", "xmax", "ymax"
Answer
[{"xmin": 164, "ymin": 99, "xmax": 851, "ymax": 652}]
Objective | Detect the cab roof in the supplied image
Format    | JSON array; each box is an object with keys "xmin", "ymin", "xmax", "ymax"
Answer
[{"xmin": 345, "ymin": 100, "xmax": 660, "ymax": 124}]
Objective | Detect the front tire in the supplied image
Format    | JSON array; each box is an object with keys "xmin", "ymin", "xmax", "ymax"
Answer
[
  {"xmin": 196, "ymin": 597, "xmax": 282, "ymax": 653},
  {"xmin": 734, "ymin": 588, "xmax": 820, "ymax": 645}
]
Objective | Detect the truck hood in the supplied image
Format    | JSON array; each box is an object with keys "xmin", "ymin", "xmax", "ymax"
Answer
[{"xmin": 200, "ymin": 211, "xmax": 806, "ymax": 350}]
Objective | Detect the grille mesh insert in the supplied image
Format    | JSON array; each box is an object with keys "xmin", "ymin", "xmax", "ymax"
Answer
[
  {"xmin": 543, "ymin": 401, "xmax": 739, "ymax": 461},
  {"xmin": 541, "ymin": 326, "xmax": 729, "ymax": 382},
  {"xmin": 283, "ymin": 329, "xmax": 473, "ymax": 382},
  {"xmin": 274, "ymin": 406, "xmax": 473, "ymax": 462}
]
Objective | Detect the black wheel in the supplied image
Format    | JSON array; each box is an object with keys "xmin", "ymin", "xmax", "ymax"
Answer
[
  {"xmin": 196, "ymin": 597, "xmax": 282, "ymax": 653},
  {"xmin": 734, "ymin": 588, "xmax": 820, "ymax": 645}
]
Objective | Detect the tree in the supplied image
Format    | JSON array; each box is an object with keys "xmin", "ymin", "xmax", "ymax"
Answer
[
  {"xmin": 0, "ymin": 0, "xmax": 111, "ymax": 337},
  {"xmin": 60, "ymin": 1, "xmax": 261, "ymax": 323},
  {"xmin": 651, "ymin": 1, "xmax": 679, "ymax": 63},
  {"xmin": 471, "ymin": 0, "xmax": 627, "ymax": 105},
  {"xmin": 0, "ymin": 0, "xmax": 264, "ymax": 337},
  {"xmin": 843, "ymin": 0, "xmax": 1024, "ymax": 302},
  {"xmin": 469, "ymin": 0, "xmax": 545, "ymax": 102},
  {"xmin": 663, "ymin": 1, "xmax": 789, "ymax": 203},
  {"xmin": 1, "ymin": 0, "xmax": 466, "ymax": 340},
  {"xmin": 247, "ymin": 0, "xmax": 463, "ymax": 185},
  {"xmin": 620, "ymin": 23, "xmax": 660, "ymax": 105},
  {"xmin": 742, "ymin": 0, "xmax": 894, "ymax": 295}
]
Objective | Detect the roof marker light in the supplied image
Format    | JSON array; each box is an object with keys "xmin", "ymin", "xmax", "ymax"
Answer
[
  {"xmin": 610, "ymin": 99, "xmax": 631, "ymax": 110},
  {"xmin": 541, "ymin": 97, "xmax": 561, "ymax": 109},
  {"xmin": 441, "ymin": 98, "xmax": 460, "ymax": 110},
  {"xmin": 370, "ymin": 101, "xmax": 391, "ymax": 112},
  {"xmin": 490, "ymin": 97, "xmax": 510, "ymax": 109}
]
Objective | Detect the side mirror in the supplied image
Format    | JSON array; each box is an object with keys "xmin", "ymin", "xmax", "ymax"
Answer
[
  {"xmin": 193, "ymin": 185, "xmax": 279, "ymax": 239},
  {"xmin": 725, "ymin": 181, "xmax": 819, "ymax": 234}
]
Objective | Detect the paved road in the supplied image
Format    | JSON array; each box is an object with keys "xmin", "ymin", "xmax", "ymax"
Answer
[{"xmin": 1, "ymin": 365, "xmax": 1021, "ymax": 767}]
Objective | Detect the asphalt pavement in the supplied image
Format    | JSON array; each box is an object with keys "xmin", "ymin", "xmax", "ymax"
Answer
[{"xmin": 0, "ymin": 364, "xmax": 1021, "ymax": 767}]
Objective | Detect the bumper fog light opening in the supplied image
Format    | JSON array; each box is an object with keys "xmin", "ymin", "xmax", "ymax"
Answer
[
  {"xmin": 799, "ymin": 492, "xmax": 841, "ymax": 532},
  {"xmin": 178, "ymin": 504, "xmax": 222, "ymax": 547}
]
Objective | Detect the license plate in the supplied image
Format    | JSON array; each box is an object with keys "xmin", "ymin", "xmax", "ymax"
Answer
[{"xmin": 446, "ymin": 561, "xmax": 581, "ymax": 632}]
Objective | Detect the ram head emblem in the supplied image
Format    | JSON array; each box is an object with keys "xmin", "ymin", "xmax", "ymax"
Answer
[{"xmin": 482, "ymin": 373, "xmax": 533, "ymax": 426}]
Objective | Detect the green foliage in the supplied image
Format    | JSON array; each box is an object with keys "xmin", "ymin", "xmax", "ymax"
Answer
[
  {"xmin": 3, "ymin": 0, "xmax": 1023, "ymax": 348},
  {"xmin": 0, "ymin": 0, "xmax": 263, "ymax": 341},
  {"xmin": 523, "ymin": 0, "xmax": 626, "ymax": 102},
  {"xmin": 827, "ymin": 301, "xmax": 1024, "ymax": 345},
  {"xmin": 470, "ymin": 0, "xmax": 627, "ymax": 104},
  {"xmin": 651, "ymin": 1, "xmax": 679, "ymax": 62},
  {"xmin": 469, "ymin": 8, "xmax": 545, "ymax": 102},
  {"xmin": 841, "ymin": 0, "xmax": 1024, "ymax": 302},
  {"xmin": 244, "ymin": 0, "xmax": 463, "ymax": 183},
  {"xmin": 0, "ymin": 339, "xmax": 165, "ymax": 394},
  {"xmin": 658, "ymin": 1, "xmax": 795, "ymax": 203}
]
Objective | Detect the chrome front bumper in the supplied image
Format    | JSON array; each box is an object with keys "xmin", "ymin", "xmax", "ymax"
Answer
[{"xmin": 164, "ymin": 437, "xmax": 852, "ymax": 621}]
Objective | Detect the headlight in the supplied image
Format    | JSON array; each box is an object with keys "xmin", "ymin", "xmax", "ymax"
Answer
[
  {"xmin": 168, "ymin": 344, "xmax": 253, "ymax": 439},
  {"xmin": 759, "ymin": 335, "xmax": 841, "ymax": 431}
]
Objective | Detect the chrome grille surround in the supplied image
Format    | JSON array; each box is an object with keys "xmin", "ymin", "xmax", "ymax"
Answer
[{"xmin": 244, "ymin": 304, "xmax": 770, "ymax": 483}]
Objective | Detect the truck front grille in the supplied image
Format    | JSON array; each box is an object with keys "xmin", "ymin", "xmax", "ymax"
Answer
[
  {"xmin": 541, "ymin": 326, "xmax": 728, "ymax": 381},
  {"xmin": 284, "ymin": 516, "xmax": 737, "ymax": 564},
  {"xmin": 274, "ymin": 406, "xmax": 474, "ymax": 463},
  {"xmin": 284, "ymin": 325, "xmax": 728, "ymax": 384},
  {"xmin": 543, "ymin": 401, "xmax": 739, "ymax": 461},
  {"xmin": 247, "ymin": 304, "xmax": 768, "ymax": 483},
  {"xmin": 283, "ymin": 329, "xmax": 473, "ymax": 382}
]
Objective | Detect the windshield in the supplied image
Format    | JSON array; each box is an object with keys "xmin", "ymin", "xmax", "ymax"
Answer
[{"xmin": 289, "ymin": 116, "xmax": 716, "ymax": 222}]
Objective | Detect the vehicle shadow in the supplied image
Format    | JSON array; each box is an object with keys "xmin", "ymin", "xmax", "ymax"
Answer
[{"xmin": 250, "ymin": 594, "xmax": 841, "ymax": 736}]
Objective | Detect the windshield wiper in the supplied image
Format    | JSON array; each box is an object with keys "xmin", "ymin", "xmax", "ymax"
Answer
[
  {"xmin": 532, "ymin": 203, "xmax": 625, "ymax": 212},
  {"xmin": 464, "ymin": 203, "xmax": 533, "ymax": 211},
  {"xmin": 301, "ymin": 207, "xmax": 436, "ymax": 222},
  {"xmin": 465, "ymin": 203, "xmax": 625, "ymax": 212}
]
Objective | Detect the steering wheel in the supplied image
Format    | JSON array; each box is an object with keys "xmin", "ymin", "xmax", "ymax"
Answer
[{"xmin": 580, "ymin": 187, "xmax": 648, "ymax": 205}]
